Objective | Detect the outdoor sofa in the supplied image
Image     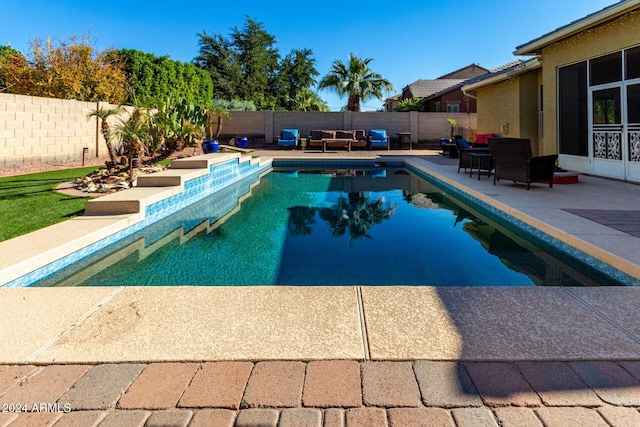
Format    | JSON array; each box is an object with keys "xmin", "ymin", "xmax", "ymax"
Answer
[{"xmin": 306, "ymin": 130, "xmax": 367, "ymax": 151}]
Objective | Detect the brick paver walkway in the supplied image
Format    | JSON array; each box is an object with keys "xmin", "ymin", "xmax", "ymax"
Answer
[
  {"xmin": 563, "ymin": 209, "xmax": 640, "ymax": 238},
  {"xmin": 2, "ymin": 360, "xmax": 640, "ymax": 426}
]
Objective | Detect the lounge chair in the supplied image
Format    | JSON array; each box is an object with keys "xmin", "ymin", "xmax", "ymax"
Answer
[
  {"xmin": 454, "ymin": 136, "xmax": 490, "ymax": 174},
  {"xmin": 277, "ymin": 129, "xmax": 300, "ymax": 149},
  {"xmin": 488, "ymin": 137, "xmax": 558, "ymax": 190},
  {"xmin": 368, "ymin": 129, "xmax": 389, "ymax": 150}
]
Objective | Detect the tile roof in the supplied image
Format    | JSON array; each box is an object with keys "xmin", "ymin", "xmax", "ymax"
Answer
[
  {"xmin": 436, "ymin": 64, "xmax": 490, "ymax": 79},
  {"xmin": 404, "ymin": 79, "xmax": 467, "ymax": 99},
  {"xmin": 463, "ymin": 60, "xmax": 526, "ymax": 85}
]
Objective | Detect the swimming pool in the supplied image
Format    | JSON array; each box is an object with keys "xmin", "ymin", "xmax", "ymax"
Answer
[{"xmin": 35, "ymin": 166, "xmax": 623, "ymax": 287}]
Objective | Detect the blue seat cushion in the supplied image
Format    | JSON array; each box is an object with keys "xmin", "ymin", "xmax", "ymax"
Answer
[
  {"xmin": 370, "ymin": 129, "xmax": 387, "ymax": 141},
  {"xmin": 457, "ymin": 139, "xmax": 470, "ymax": 150},
  {"xmin": 281, "ymin": 129, "xmax": 298, "ymax": 140}
]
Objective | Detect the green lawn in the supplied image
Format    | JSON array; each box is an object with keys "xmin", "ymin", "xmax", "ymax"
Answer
[{"xmin": 0, "ymin": 166, "xmax": 100, "ymax": 242}]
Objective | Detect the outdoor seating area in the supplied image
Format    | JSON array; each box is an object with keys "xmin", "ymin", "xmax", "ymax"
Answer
[
  {"xmin": 449, "ymin": 136, "xmax": 560, "ymax": 188},
  {"xmin": 305, "ymin": 129, "xmax": 366, "ymax": 152},
  {"xmin": 454, "ymin": 135, "xmax": 491, "ymax": 174},
  {"xmin": 488, "ymin": 137, "xmax": 558, "ymax": 190},
  {"xmin": 305, "ymin": 129, "xmax": 386, "ymax": 151}
]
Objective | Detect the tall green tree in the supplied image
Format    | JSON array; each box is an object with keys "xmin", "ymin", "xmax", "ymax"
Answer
[
  {"xmin": 195, "ymin": 17, "xmax": 320, "ymax": 110},
  {"xmin": 318, "ymin": 53, "xmax": 395, "ymax": 112},
  {"xmin": 194, "ymin": 32, "xmax": 240, "ymax": 100},
  {"xmin": 277, "ymin": 48, "xmax": 320, "ymax": 109},
  {"xmin": 231, "ymin": 17, "xmax": 280, "ymax": 106}
]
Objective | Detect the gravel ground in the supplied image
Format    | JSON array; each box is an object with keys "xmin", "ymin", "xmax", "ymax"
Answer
[
  {"xmin": 0, "ymin": 157, "xmax": 112, "ymax": 178},
  {"xmin": 0, "ymin": 148, "xmax": 204, "ymax": 178}
]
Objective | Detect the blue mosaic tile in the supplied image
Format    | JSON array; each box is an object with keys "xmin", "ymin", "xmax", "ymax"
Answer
[{"xmin": 273, "ymin": 160, "xmax": 405, "ymax": 169}]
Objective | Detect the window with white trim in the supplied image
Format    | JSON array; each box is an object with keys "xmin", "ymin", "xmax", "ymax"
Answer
[{"xmin": 446, "ymin": 103, "xmax": 460, "ymax": 113}]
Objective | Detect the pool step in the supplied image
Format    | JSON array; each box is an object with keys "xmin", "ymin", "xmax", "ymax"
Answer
[
  {"xmin": 84, "ymin": 187, "xmax": 181, "ymax": 215},
  {"xmin": 85, "ymin": 153, "xmax": 270, "ymax": 216},
  {"xmin": 169, "ymin": 152, "xmax": 241, "ymax": 169},
  {"xmin": 136, "ymin": 168, "xmax": 208, "ymax": 189}
]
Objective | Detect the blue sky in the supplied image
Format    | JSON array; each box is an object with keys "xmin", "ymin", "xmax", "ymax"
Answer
[{"xmin": 2, "ymin": 0, "xmax": 617, "ymax": 111}]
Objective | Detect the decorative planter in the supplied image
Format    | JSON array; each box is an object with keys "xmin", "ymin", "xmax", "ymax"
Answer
[
  {"xmin": 202, "ymin": 140, "xmax": 219, "ymax": 153},
  {"xmin": 236, "ymin": 137, "xmax": 249, "ymax": 149}
]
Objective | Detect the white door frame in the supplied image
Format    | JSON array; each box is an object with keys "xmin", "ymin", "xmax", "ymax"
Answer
[{"xmin": 589, "ymin": 82, "xmax": 625, "ymax": 179}]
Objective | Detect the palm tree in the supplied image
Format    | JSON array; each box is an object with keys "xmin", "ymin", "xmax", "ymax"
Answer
[
  {"xmin": 292, "ymin": 88, "xmax": 329, "ymax": 111},
  {"xmin": 318, "ymin": 54, "xmax": 395, "ymax": 112},
  {"xmin": 112, "ymin": 108, "xmax": 151, "ymax": 164},
  {"xmin": 87, "ymin": 106, "xmax": 122, "ymax": 166},
  {"xmin": 318, "ymin": 192, "xmax": 397, "ymax": 244}
]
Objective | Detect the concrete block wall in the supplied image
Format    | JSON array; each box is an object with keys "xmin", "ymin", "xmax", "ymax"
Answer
[
  {"xmin": 418, "ymin": 112, "xmax": 477, "ymax": 142},
  {"xmin": 223, "ymin": 111, "xmax": 477, "ymax": 144},
  {"xmin": 0, "ymin": 93, "xmax": 478, "ymax": 168},
  {"xmin": 0, "ymin": 93, "xmax": 118, "ymax": 168}
]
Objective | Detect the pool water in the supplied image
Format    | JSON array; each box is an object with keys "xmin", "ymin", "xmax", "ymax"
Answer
[{"xmin": 38, "ymin": 168, "xmax": 617, "ymax": 287}]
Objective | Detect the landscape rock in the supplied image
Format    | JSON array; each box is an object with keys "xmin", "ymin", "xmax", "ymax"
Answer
[{"xmin": 74, "ymin": 163, "xmax": 168, "ymax": 194}]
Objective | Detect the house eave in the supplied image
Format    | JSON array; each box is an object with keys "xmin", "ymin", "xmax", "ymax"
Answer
[{"xmin": 514, "ymin": 0, "xmax": 640, "ymax": 55}]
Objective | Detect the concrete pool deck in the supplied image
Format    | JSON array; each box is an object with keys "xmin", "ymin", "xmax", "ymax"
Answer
[{"xmin": 2, "ymin": 149, "xmax": 640, "ymax": 426}]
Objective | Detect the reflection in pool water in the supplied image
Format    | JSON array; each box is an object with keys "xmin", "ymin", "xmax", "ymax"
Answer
[{"xmin": 37, "ymin": 168, "xmax": 620, "ymax": 287}]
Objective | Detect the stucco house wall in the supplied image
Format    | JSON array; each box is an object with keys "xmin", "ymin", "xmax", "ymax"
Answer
[
  {"xmin": 476, "ymin": 79, "xmax": 518, "ymax": 136},
  {"xmin": 539, "ymin": 9, "xmax": 640, "ymax": 156},
  {"xmin": 518, "ymin": 71, "xmax": 541, "ymax": 154},
  {"xmin": 471, "ymin": 66, "xmax": 541, "ymax": 153}
]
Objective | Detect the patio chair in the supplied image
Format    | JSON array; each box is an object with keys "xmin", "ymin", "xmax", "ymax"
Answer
[
  {"xmin": 277, "ymin": 129, "xmax": 300, "ymax": 149},
  {"xmin": 351, "ymin": 129, "xmax": 367, "ymax": 150},
  {"xmin": 454, "ymin": 136, "xmax": 490, "ymax": 173},
  {"xmin": 488, "ymin": 137, "xmax": 558, "ymax": 190},
  {"xmin": 368, "ymin": 129, "xmax": 389, "ymax": 150}
]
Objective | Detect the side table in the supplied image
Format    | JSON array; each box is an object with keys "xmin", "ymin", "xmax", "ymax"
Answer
[
  {"xmin": 469, "ymin": 153, "xmax": 493, "ymax": 180},
  {"xmin": 397, "ymin": 132, "xmax": 412, "ymax": 150}
]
